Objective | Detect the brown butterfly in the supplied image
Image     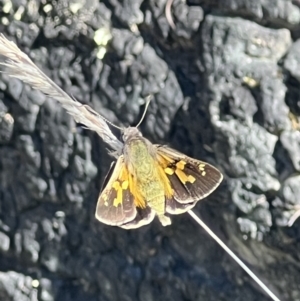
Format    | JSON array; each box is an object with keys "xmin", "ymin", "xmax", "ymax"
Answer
[{"xmin": 96, "ymin": 124, "xmax": 223, "ymax": 229}]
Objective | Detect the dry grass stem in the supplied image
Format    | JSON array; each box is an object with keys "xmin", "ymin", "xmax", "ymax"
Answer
[{"xmin": 0, "ymin": 34, "xmax": 122, "ymax": 152}]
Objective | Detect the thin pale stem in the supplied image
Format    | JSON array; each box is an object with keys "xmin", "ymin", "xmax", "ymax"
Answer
[{"xmin": 187, "ymin": 210, "xmax": 281, "ymax": 301}]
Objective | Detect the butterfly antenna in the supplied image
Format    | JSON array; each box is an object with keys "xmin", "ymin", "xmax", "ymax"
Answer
[
  {"xmin": 135, "ymin": 95, "xmax": 152, "ymax": 128},
  {"xmin": 187, "ymin": 210, "xmax": 281, "ymax": 301},
  {"xmin": 103, "ymin": 117, "xmax": 123, "ymax": 130},
  {"xmin": 82, "ymin": 104, "xmax": 123, "ymax": 131}
]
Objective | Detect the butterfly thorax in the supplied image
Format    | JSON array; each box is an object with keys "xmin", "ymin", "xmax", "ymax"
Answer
[
  {"xmin": 122, "ymin": 127, "xmax": 156, "ymax": 177},
  {"xmin": 126, "ymin": 140, "xmax": 155, "ymax": 177}
]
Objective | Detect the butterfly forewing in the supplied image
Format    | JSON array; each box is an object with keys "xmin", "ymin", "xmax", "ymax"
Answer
[
  {"xmin": 171, "ymin": 159, "xmax": 223, "ymax": 203},
  {"xmin": 157, "ymin": 146, "xmax": 223, "ymax": 204},
  {"xmin": 95, "ymin": 156, "xmax": 137, "ymax": 226}
]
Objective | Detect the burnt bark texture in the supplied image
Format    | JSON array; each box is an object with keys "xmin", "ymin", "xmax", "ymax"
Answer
[{"xmin": 0, "ymin": 0, "xmax": 300, "ymax": 300}]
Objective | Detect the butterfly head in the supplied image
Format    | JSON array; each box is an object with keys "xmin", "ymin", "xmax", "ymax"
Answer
[
  {"xmin": 122, "ymin": 127, "xmax": 143, "ymax": 143},
  {"xmin": 121, "ymin": 96, "xmax": 152, "ymax": 145}
]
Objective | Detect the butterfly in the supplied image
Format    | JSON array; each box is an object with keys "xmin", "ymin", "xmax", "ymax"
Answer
[
  {"xmin": 0, "ymin": 34, "xmax": 223, "ymax": 230},
  {"xmin": 95, "ymin": 125, "xmax": 223, "ymax": 229}
]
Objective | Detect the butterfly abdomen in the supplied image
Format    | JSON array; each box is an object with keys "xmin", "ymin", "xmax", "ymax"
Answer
[{"xmin": 125, "ymin": 139, "xmax": 167, "ymax": 214}]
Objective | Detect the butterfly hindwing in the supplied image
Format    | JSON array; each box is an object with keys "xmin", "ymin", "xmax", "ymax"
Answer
[
  {"xmin": 95, "ymin": 156, "xmax": 137, "ymax": 226},
  {"xmin": 156, "ymin": 146, "xmax": 223, "ymax": 205},
  {"xmin": 120, "ymin": 207, "xmax": 155, "ymax": 229},
  {"xmin": 165, "ymin": 196, "xmax": 197, "ymax": 215}
]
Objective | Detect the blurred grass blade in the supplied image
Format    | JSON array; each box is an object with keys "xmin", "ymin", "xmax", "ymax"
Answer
[
  {"xmin": 0, "ymin": 34, "xmax": 122, "ymax": 153},
  {"xmin": 188, "ymin": 210, "xmax": 281, "ymax": 301}
]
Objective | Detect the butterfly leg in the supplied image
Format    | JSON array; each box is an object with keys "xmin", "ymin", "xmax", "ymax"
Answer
[{"xmin": 157, "ymin": 214, "xmax": 171, "ymax": 226}]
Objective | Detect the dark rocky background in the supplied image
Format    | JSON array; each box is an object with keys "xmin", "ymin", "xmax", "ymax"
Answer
[{"xmin": 0, "ymin": 0, "xmax": 300, "ymax": 300}]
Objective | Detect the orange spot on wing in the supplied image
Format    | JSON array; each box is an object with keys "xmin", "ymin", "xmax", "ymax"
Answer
[
  {"xmin": 122, "ymin": 180, "xmax": 129, "ymax": 189},
  {"xmin": 156, "ymin": 162, "xmax": 173, "ymax": 198},
  {"xmin": 176, "ymin": 160, "xmax": 186, "ymax": 170},
  {"xmin": 111, "ymin": 167, "xmax": 132, "ymax": 207},
  {"xmin": 112, "ymin": 181, "xmax": 120, "ymax": 190},
  {"xmin": 187, "ymin": 175, "xmax": 196, "ymax": 183},
  {"xmin": 164, "ymin": 167, "xmax": 174, "ymax": 175},
  {"xmin": 112, "ymin": 180, "xmax": 123, "ymax": 207},
  {"xmin": 199, "ymin": 163, "xmax": 205, "ymax": 171},
  {"xmin": 175, "ymin": 169, "xmax": 189, "ymax": 184},
  {"xmin": 126, "ymin": 168, "xmax": 146, "ymax": 208},
  {"xmin": 175, "ymin": 169, "xmax": 196, "ymax": 184}
]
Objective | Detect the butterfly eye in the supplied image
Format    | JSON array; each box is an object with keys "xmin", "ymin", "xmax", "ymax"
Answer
[{"xmin": 121, "ymin": 130, "xmax": 129, "ymax": 143}]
